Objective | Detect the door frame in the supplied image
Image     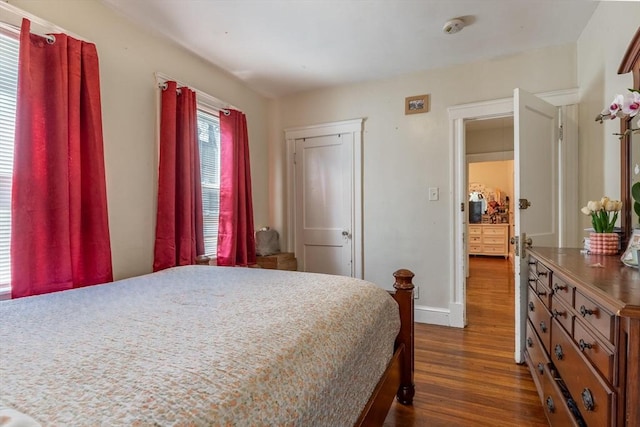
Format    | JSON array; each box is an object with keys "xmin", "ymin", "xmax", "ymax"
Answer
[
  {"xmin": 284, "ymin": 118, "xmax": 364, "ymax": 278},
  {"xmin": 448, "ymin": 89, "xmax": 579, "ymax": 331}
]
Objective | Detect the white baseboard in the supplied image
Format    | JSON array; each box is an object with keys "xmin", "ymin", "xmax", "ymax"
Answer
[
  {"xmin": 414, "ymin": 303, "xmax": 465, "ymax": 328},
  {"xmin": 414, "ymin": 305, "xmax": 448, "ymax": 326},
  {"xmin": 448, "ymin": 302, "xmax": 465, "ymax": 327}
]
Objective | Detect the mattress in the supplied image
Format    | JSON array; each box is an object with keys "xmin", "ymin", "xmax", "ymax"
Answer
[{"xmin": 0, "ymin": 265, "xmax": 400, "ymax": 426}]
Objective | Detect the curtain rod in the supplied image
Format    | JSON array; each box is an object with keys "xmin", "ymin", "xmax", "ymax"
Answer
[
  {"xmin": 157, "ymin": 82, "xmax": 231, "ymax": 116},
  {"xmin": 0, "ymin": 20, "xmax": 55, "ymax": 44},
  {"xmin": 154, "ymin": 72, "xmax": 241, "ymax": 115}
]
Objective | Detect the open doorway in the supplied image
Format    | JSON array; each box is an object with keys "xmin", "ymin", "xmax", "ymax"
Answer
[
  {"xmin": 449, "ymin": 89, "xmax": 579, "ymax": 362},
  {"xmin": 464, "ymin": 117, "xmax": 516, "ymax": 336},
  {"xmin": 466, "ymin": 116, "xmax": 514, "ymax": 272}
]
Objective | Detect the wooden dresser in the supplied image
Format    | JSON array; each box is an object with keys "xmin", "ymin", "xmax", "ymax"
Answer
[
  {"xmin": 525, "ymin": 247, "xmax": 640, "ymax": 426},
  {"xmin": 468, "ymin": 223, "xmax": 509, "ymax": 258}
]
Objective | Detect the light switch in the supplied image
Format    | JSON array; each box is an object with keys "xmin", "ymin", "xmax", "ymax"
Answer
[{"xmin": 428, "ymin": 187, "xmax": 439, "ymax": 201}]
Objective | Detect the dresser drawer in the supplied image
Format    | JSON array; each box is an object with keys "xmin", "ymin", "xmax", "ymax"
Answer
[
  {"xmin": 525, "ymin": 319, "xmax": 550, "ymax": 402},
  {"xmin": 482, "ymin": 244, "xmax": 505, "ymax": 254},
  {"xmin": 540, "ymin": 364, "xmax": 584, "ymax": 427},
  {"xmin": 535, "ymin": 262, "xmax": 551, "ymax": 290},
  {"xmin": 469, "ymin": 244, "xmax": 482, "ymax": 253},
  {"xmin": 575, "ymin": 290, "xmax": 615, "ymax": 344},
  {"xmin": 483, "ymin": 236, "xmax": 504, "ymax": 245},
  {"xmin": 483, "ymin": 225, "xmax": 506, "ymax": 236},
  {"xmin": 551, "ymin": 320, "xmax": 614, "ymax": 427},
  {"xmin": 574, "ymin": 320, "xmax": 614, "ymax": 384},
  {"xmin": 552, "ymin": 294, "xmax": 573, "ymax": 336},
  {"xmin": 469, "ymin": 235, "xmax": 481, "ymax": 244},
  {"xmin": 468, "ymin": 225, "xmax": 482, "ymax": 235},
  {"xmin": 552, "ymin": 274, "xmax": 575, "ymax": 307},
  {"xmin": 528, "ymin": 287, "xmax": 552, "ymax": 352},
  {"xmin": 530, "ymin": 274, "xmax": 551, "ymax": 308}
]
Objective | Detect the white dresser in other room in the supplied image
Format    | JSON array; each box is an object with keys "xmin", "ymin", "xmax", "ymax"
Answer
[{"xmin": 468, "ymin": 223, "xmax": 509, "ymax": 258}]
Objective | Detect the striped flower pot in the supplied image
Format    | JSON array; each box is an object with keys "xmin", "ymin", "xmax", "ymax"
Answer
[{"xmin": 589, "ymin": 232, "xmax": 619, "ymax": 255}]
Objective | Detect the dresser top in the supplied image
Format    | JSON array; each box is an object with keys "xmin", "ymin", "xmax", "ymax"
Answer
[{"xmin": 528, "ymin": 247, "xmax": 640, "ymax": 318}]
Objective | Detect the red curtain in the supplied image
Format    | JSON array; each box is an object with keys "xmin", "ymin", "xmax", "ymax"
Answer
[
  {"xmin": 153, "ymin": 81, "xmax": 204, "ymax": 271},
  {"xmin": 217, "ymin": 110, "xmax": 256, "ymax": 266},
  {"xmin": 11, "ymin": 19, "xmax": 113, "ymax": 298}
]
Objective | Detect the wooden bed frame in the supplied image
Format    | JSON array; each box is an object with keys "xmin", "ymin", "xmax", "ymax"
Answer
[{"xmin": 355, "ymin": 269, "xmax": 415, "ymax": 426}]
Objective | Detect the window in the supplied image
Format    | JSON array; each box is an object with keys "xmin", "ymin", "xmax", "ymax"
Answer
[
  {"xmin": 0, "ymin": 30, "xmax": 18, "ymax": 292},
  {"xmin": 197, "ymin": 108, "xmax": 220, "ymax": 256}
]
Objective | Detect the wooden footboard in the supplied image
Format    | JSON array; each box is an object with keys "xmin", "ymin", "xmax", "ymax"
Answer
[{"xmin": 355, "ymin": 269, "xmax": 415, "ymax": 426}]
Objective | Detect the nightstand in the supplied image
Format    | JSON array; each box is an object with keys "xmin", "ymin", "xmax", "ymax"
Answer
[{"xmin": 255, "ymin": 252, "xmax": 297, "ymax": 271}]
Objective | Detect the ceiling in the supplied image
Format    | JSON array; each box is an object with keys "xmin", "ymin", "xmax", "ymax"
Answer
[{"xmin": 100, "ymin": 0, "xmax": 600, "ymax": 99}]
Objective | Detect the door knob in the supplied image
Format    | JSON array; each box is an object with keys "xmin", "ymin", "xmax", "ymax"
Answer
[
  {"xmin": 342, "ymin": 230, "xmax": 351, "ymax": 238},
  {"xmin": 519, "ymin": 198, "xmax": 532, "ymax": 209}
]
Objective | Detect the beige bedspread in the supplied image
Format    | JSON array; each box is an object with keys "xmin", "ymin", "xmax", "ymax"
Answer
[{"xmin": 0, "ymin": 266, "xmax": 400, "ymax": 426}]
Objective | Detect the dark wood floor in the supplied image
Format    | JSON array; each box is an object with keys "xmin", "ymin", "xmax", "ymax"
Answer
[{"xmin": 384, "ymin": 256, "xmax": 549, "ymax": 426}]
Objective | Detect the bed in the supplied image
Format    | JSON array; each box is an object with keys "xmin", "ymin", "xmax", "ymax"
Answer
[{"xmin": 0, "ymin": 265, "xmax": 414, "ymax": 426}]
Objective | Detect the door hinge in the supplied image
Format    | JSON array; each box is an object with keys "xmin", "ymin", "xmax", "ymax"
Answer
[
  {"xmin": 510, "ymin": 233, "xmax": 532, "ymax": 257},
  {"xmin": 511, "ymin": 235, "xmax": 519, "ymax": 257},
  {"xmin": 559, "ymin": 124, "xmax": 563, "ymax": 141},
  {"xmin": 461, "ymin": 202, "xmax": 465, "ymax": 212},
  {"xmin": 293, "ymin": 152, "xmax": 297, "ymax": 165}
]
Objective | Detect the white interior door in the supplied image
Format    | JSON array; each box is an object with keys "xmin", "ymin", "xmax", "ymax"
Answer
[
  {"xmin": 513, "ymin": 88, "xmax": 559, "ymax": 363},
  {"xmin": 294, "ymin": 134, "xmax": 353, "ymax": 276}
]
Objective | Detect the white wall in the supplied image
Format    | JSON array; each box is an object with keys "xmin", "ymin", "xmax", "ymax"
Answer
[
  {"xmin": 6, "ymin": 0, "xmax": 270, "ymax": 280},
  {"xmin": 271, "ymin": 44, "xmax": 577, "ymax": 312},
  {"xmin": 577, "ymin": 3, "xmax": 640, "ymax": 231},
  {"xmin": 466, "ymin": 126, "xmax": 514, "ymax": 155}
]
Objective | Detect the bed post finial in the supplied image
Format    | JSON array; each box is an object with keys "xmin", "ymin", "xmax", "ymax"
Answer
[
  {"xmin": 393, "ymin": 268, "xmax": 415, "ymax": 405},
  {"xmin": 393, "ymin": 269, "xmax": 415, "ymax": 289}
]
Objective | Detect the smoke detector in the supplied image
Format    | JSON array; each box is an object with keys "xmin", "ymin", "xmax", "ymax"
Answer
[{"xmin": 443, "ymin": 18, "xmax": 465, "ymax": 34}]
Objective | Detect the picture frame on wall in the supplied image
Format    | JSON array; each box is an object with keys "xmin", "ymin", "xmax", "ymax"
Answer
[{"xmin": 405, "ymin": 94, "xmax": 429, "ymax": 115}]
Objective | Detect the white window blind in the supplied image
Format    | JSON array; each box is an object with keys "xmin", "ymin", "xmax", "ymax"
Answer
[
  {"xmin": 0, "ymin": 31, "xmax": 18, "ymax": 291},
  {"xmin": 197, "ymin": 109, "xmax": 220, "ymax": 256}
]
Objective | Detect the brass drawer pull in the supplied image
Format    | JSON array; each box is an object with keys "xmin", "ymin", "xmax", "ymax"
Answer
[
  {"xmin": 578, "ymin": 339, "xmax": 593, "ymax": 352},
  {"xmin": 540, "ymin": 321, "xmax": 547, "ymax": 333},
  {"xmin": 554, "ymin": 344, "xmax": 564, "ymax": 360},
  {"xmin": 552, "ymin": 308, "xmax": 565, "ymax": 319},
  {"xmin": 528, "ymin": 278, "xmax": 536, "ymax": 283},
  {"xmin": 528, "ymin": 301, "xmax": 535, "ymax": 312},
  {"xmin": 527, "ymin": 337, "xmax": 533, "ymax": 348},
  {"xmin": 582, "ymin": 388, "xmax": 595, "ymax": 411},
  {"xmin": 553, "ymin": 282, "xmax": 567, "ymax": 292},
  {"xmin": 537, "ymin": 363, "xmax": 544, "ymax": 375},
  {"xmin": 536, "ymin": 289, "xmax": 547, "ymax": 296},
  {"xmin": 538, "ymin": 271, "xmax": 548, "ymax": 277},
  {"xmin": 580, "ymin": 305, "xmax": 595, "ymax": 317}
]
